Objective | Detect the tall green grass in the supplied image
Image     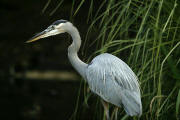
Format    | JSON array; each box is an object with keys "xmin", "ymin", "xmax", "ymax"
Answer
[{"xmin": 46, "ymin": 0, "xmax": 180, "ymax": 119}]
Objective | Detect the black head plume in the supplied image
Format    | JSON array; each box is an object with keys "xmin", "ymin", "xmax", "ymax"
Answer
[{"xmin": 51, "ymin": 19, "xmax": 68, "ymax": 25}]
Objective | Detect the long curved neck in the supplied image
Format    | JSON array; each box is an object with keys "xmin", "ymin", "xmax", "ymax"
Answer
[{"xmin": 67, "ymin": 26, "xmax": 87, "ymax": 79}]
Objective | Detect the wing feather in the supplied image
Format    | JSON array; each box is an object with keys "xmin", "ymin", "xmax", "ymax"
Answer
[{"xmin": 86, "ymin": 53, "xmax": 142, "ymax": 116}]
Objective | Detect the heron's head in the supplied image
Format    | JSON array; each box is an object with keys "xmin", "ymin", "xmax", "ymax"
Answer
[{"xmin": 26, "ymin": 19, "xmax": 73, "ymax": 43}]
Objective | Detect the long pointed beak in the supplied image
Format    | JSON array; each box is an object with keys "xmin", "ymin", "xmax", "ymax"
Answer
[{"xmin": 26, "ymin": 31, "xmax": 47, "ymax": 43}]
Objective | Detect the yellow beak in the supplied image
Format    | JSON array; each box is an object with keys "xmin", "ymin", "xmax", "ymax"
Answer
[{"xmin": 26, "ymin": 31, "xmax": 46, "ymax": 43}]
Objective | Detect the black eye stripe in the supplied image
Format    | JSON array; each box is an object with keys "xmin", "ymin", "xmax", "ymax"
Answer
[
  {"xmin": 52, "ymin": 19, "xmax": 67, "ymax": 25},
  {"xmin": 46, "ymin": 25, "xmax": 54, "ymax": 31}
]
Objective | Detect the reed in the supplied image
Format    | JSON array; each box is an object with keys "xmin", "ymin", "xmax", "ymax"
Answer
[{"xmin": 47, "ymin": 0, "xmax": 180, "ymax": 119}]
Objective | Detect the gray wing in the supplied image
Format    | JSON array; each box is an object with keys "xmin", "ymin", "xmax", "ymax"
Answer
[{"xmin": 86, "ymin": 53, "xmax": 142, "ymax": 116}]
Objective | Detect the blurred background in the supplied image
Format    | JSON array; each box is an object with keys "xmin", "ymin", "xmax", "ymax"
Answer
[
  {"xmin": 0, "ymin": 0, "xmax": 180, "ymax": 120},
  {"xmin": 0, "ymin": 0, "xmax": 95, "ymax": 120}
]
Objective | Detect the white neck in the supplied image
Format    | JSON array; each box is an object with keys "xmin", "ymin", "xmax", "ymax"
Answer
[{"xmin": 67, "ymin": 25, "xmax": 87, "ymax": 79}]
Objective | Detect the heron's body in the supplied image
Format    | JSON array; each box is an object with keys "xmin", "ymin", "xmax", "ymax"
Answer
[
  {"xmin": 27, "ymin": 19, "xmax": 142, "ymax": 117},
  {"xmin": 86, "ymin": 53, "xmax": 142, "ymax": 116}
]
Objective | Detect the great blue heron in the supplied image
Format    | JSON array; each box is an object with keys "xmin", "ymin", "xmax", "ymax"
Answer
[{"xmin": 27, "ymin": 20, "xmax": 142, "ymax": 119}]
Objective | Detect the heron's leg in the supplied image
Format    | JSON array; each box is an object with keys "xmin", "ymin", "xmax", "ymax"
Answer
[
  {"xmin": 110, "ymin": 107, "xmax": 118, "ymax": 120},
  {"xmin": 101, "ymin": 100, "xmax": 110, "ymax": 120},
  {"xmin": 114, "ymin": 107, "xmax": 118, "ymax": 120}
]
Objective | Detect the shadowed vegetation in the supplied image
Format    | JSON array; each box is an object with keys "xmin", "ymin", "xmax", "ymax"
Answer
[{"xmin": 57, "ymin": 0, "xmax": 180, "ymax": 119}]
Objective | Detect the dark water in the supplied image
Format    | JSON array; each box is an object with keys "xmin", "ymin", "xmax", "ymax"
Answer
[{"xmin": 0, "ymin": 79, "xmax": 79, "ymax": 120}]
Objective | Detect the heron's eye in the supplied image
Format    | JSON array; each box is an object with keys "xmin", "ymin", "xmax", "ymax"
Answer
[{"xmin": 51, "ymin": 25, "xmax": 55, "ymax": 29}]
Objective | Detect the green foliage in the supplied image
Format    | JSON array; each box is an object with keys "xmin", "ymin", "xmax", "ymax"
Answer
[
  {"xmin": 176, "ymin": 89, "xmax": 180, "ymax": 119},
  {"xmin": 48, "ymin": 0, "xmax": 180, "ymax": 119}
]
